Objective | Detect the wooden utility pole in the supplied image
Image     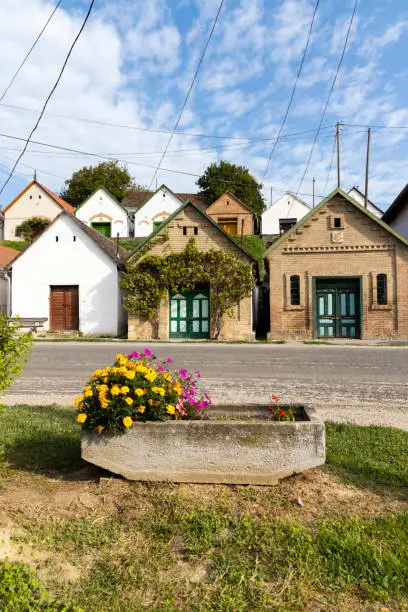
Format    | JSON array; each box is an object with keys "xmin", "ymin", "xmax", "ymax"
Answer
[
  {"xmin": 312, "ymin": 177, "xmax": 315, "ymax": 207},
  {"xmin": 270, "ymin": 186, "xmax": 273, "ymax": 207},
  {"xmin": 364, "ymin": 128, "xmax": 371, "ymax": 208},
  {"xmin": 336, "ymin": 122, "xmax": 341, "ymax": 188}
]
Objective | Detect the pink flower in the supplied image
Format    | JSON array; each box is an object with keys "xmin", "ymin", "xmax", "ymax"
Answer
[
  {"xmin": 167, "ymin": 358, "xmax": 172, "ymax": 364},
  {"xmin": 144, "ymin": 348, "xmax": 152, "ymax": 356},
  {"xmin": 195, "ymin": 371, "xmax": 201, "ymax": 378},
  {"xmin": 157, "ymin": 365, "xmax": 164, "ymax": 372},
  {"xmin": 128, "ymin": 351, "xmax": 139, "ymax": 359},
  {"xmin": 179, "ymin": 369, "xmax": 188, "ymax": 379}
]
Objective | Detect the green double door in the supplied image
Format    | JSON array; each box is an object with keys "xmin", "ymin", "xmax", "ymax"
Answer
[
  {"xmin": 315, "ymin": 279, "xmax": 360, "ymax": 339},
  {"xmin": 170, "ymin": 289, "xmax": 210, "ymax": 339}
]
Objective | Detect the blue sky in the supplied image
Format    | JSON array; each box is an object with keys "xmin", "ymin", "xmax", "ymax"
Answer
[{"xmin": 0, "ymin": 0, "xmax": 408, "ymax": 211}]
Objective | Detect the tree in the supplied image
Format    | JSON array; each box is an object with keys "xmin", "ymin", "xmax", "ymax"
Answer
[
  {"xmin": 16, "ymin": 217, "xmax": 50, "ymax": 243},
  {"xmin": 60, "ymin": 160, "xmax": 144, "ymax": 206},
  {"xmin": 196, "ymin": 161, "xmax": 265, "ymax": 215},
  {"xmin": 0, "ymin": 315, "xmax": 32, "ymax": 398}
]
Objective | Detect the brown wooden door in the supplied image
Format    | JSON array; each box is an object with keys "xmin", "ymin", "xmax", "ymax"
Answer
[{"xmin": 50, "ymin": 286, "xmax": 79, "ymax": 330}]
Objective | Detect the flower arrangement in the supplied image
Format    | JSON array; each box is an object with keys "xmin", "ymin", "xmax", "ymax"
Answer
[
  {"xmin": 268, "ymin": 393, "xmax": 295, "ymax": 421},
  {"xmin": 75, "ymin": 349, "xmax": 212, "ymax": 435}
]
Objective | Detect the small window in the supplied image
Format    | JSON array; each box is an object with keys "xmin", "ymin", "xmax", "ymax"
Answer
[
  {"xmin": 29, "ymin": 195, "xmax": 33, "ymax": 199},
  {"xmin": 73, "ymin": 236, "xmax": 76, "ymax": 242},
  {"xmin": 377, "ymin": 274, "xmax": 387, "ymax": 305},
  {"xmin": 183, "ymin": 226, "xmax": 187, "ymax": 235},
  {"xmin": 290, "ymin": 275, "xmax": 300, "ymax": 306},
  {"xmin": 279, "ymin": 218, "xmax": 297, "ymax": 234},
  {"xmin": 194, "ymin": 227, "xmax": 198, "ymax": 235},
  {"xmin": 334, "ymin": 217, "xmax": 342, "ymax": 228},
  {"xmin": 55, "ymin": 236, "xmax": 59, "ymax": 242},
  {"xmin": 39, "ymin": 194, "xmax": 42, "ymax": 199}
]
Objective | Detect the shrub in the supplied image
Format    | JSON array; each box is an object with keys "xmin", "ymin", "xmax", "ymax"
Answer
[
  {"xmin": 15, "ymin": 217, "xmax": 50, "ymax": 243},
  {"xmin": 75, "ymin": 349, "xmax": 212, "ymax": 435},
  {"xmin": 0, "ymin": 315, "xmax": 32, "ymax": 398}
]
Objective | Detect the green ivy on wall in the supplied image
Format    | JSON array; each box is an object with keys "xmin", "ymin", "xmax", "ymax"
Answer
[{"xmin": 121, "ymin": 238, "xmax": 254, "ymax": 339}]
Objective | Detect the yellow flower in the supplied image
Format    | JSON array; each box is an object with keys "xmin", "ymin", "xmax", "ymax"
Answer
[
  {"xmin": 152, "ymin": 386, "xmax": 165, "ymax": 396},
  {"xmin": 111, "ymin": 385, "xmax": 121, "ymax": 396},
  {"xmin": 84, "ymin": 389, "xmax": 93, "ymax": 398},
  {"xmin": 97, "ymin": 384, "xmax": 108, "ymax": 392},
  {"xmin": 103, "ymin": 377, "xmax": 108, "ymax": 383},
  {"xmin": 138, "ymin": 405, "xmax": 146, "ymax": 413},
  {"xmin": 166, "ymin": 405, "xmax": 176, "ymax": 415},
  {"xmin": 101, "ymin": 400, "xmax": 110, "ymax": 409},
  {"xmin": 135, "ymin": 363, "xmax": 148, "ymax": 374},
  {"xmin": 173, "ymin": 384, "xmax": 182, "ymax": 396},
  {"xmin": 125, "ymin": 397, "xmax": 133, "ymax": 405},
  {"xmin": 119, "ymin": 366, "xmax": 128, "ymax": 375},
  {"xmin": 76, "ymin": 413, "xmax": 87, "ymax": 424},
  {"xmin": 135, "ymin": 388, "xmax": 145, "ymax": 396},
  {"xmin": 120, "ymin": 386, "xmax": 130, "ymax": 395},
  {"xmin": 125, "ymin": 371, "xmax": 135, "ymax": 380},
  {"xmin": 74, "ymin": 395, "xmax": 84, "ymax": 405},
  {"xmin": 97, "ymin": 425, "xmax": 104, "ymax": 434},
  {"xmin": 161, "ymin": 372, "xmax": 171, "ymax": 382},
  {"xmin": 123, "ymin": 416, "xmax": 133, "ymax": 428}
]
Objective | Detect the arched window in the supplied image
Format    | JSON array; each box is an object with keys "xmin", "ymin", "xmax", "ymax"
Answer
[
  {"xmin": 290, "ymin": 275, "xmax": 300, "ymax": 306},
  {"xmin": 377, "ymin": 274, "xmax": 387, "ymax": 305}
]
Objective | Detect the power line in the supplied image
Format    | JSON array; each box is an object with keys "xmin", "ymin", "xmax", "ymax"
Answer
[
  {"xmin": 0, "ymin": 0, "xmax": 63, "ymax": 103},
  {"xmin": 262, "ymin": 0, "xmax": 320, "ymax": 183},
  {"xmin": 0, "ymin": 0, "xmax": 95, "ymax": 196},
  {"xmin": 296, "ymin": 0, "xmax": 358, "ymax": 195},
  {"xmin": 148, "ymin": 0, "xmax": 225, "ymax": 190}
]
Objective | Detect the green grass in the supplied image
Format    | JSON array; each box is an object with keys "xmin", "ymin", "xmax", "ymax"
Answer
[
  {"xmin": 1, "ymin": 406, "xmax": 408, "ymax": 609},
  {"xmin": 0, "ymin": 405, "xmax": 81, "ymax": 476},
  {"xmin": 326, "ymin": 422, "xmax": 408, "ymax": 488},
  {"xmin": 232, "ymin": 235, "xmax": 266, "ymax": 276},
  {"xmin": 0, "ymin": 240, "xmax": 26, "ymax": 251},
  {"xmin": 118, "ymin": 237, "xmax": 146, "ymax": 252}
]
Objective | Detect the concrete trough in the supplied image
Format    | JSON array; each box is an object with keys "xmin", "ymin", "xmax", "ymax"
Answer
[{"xmin": 81, "ymin": 405, "xmax": 325, "ymax": 485}]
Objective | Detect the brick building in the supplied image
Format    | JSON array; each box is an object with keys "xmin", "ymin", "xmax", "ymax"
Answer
[
  {"xmin": 266, "ymin": 188, "xmax": 408, "ymax": 341},
  {"xmin": 205, "ymin": 191, "xmax": 254, "ymax": 235},
  {"xmin": 126, "ymin": 200, "xmax": 256, "ymax": 341}
]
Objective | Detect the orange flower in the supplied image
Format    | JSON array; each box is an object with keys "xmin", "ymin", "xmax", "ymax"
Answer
[{"xmin": 97, "ymin": 425, "xmax": 104, "ymax": 434}]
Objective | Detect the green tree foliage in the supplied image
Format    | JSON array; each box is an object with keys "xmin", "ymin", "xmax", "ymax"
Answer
[
  {"xmin": 197, "ymin": 161, "xmax": 265, "ymax": 215},
  {"xmin": 60, "ymin": 160, "xmax": 144, "ymax": 206},
  {"xmin": 16, "ymin": 217, "xmax": 50, "ymax": 243},
  {"xmin": 0, "ymin": 315, "xmax": 32, "ymax": 397},
  {"xmin": 121, "ymin": 238, "xmax": 254, "ymax": 339}
]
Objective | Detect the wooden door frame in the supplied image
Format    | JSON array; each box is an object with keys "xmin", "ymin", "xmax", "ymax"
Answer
[
  {"xmin": 312, "ymin": 276, "xmax": 363, "ymax": 340},
  {"xmin": 49, "ymin": 285, "xmax": 80, "ymax": 331}
]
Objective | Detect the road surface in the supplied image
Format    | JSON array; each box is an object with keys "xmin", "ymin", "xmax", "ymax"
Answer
[{"xmin": 5, "ymin": 342, "xmax": 408, "ymax": 429}]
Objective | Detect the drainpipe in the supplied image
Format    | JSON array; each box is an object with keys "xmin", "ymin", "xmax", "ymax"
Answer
[{"xmin": 4, "ymin": 271, "xmax": 11, "ymax": 316}]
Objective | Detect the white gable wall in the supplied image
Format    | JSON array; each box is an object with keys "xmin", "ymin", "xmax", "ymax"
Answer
[
  {"xmin": 75, "ymin": 188, "xmax": 129, "ymax": 237},
  {"xmin": 348, "ymin": 188, "xmax": 382, "ymax": 218},
  {"xmin": 11, "ymin": 215, "xmax": 124, "ymax": 336},
  {"xmin": 133, "ymin": 187, "xmax": 183, "ymax": 237},
  {"xmin": 261, "ymin": 193, "xmax": 310, "ymax": 235},
  {"xmin": 4, "ymin": 183, "xmax": 62, "ymax": 240}
]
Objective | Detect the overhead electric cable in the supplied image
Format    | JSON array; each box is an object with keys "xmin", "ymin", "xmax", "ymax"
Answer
[
  {"xmin": 0, "ymin": 0, "xmax": 63, "ymax": 103},
  {"xmin": 295, "ymin": 0, "xmax": 358, "ymax": 195},
  {"xmin": 0, "ymin": 0, "xmax": 95, "ymax": 196},
  {"xmin": 148, "ymin": 0, "xmax": 225, "ymax": 189},
  {"xmin": 262, "ymin": 0, "xmax": 320, "ymax": 183}
]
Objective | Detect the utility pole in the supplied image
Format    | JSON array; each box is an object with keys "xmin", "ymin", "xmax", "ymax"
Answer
[
  {"xmin": 364, "ymin": 128, "xmax": 371, "ymax": 208},
  {"xmin": 312, "ymin": 177, "xmax": 315, "ymax": 207},
  {"xmin": 270, "ymin": 186, "xmax": 273, "ymax": 207},
  {"xmin": 336, "ymin": 122, "xmax": 341, "ymax": 189}
]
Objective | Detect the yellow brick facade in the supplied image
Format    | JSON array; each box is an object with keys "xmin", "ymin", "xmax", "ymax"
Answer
[
  {"xmin": 205, "ymin": 192, "xmax": 254, "ymax": 235},
  {"xmin": 127, "ymin": 204, "xmax": 254, "ymax": 341},
  {"xmin": 266, "ymin": 193, "xmax": 408, "ymax": 340}
]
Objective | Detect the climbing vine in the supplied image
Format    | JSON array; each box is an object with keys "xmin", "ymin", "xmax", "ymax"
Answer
[{"xmin": 121, "ymin": 238, "xmax": 254, "ymax": 339}]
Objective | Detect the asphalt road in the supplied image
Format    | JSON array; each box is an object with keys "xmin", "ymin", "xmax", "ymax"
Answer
[{"xmin": 5, "ymin": 342, "xmax": 408, "ymax": 429}]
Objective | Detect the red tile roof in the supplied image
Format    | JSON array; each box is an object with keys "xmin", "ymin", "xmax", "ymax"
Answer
[
  {"xmin": 2, "ymin": 180, "xmax": 74, "ymax": 214},
  {"xmin": 0, "ymin": 245, "xmax": 19, "ymax": 269}
]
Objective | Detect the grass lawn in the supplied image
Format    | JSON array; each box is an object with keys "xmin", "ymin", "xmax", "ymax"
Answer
[
  {"xmin": 0, "ymin": 239, "xmax": 26, "ymax": 252},
  {"xmin": 0, "ymin": 406, "xmax": 407, "ymax": 611}
]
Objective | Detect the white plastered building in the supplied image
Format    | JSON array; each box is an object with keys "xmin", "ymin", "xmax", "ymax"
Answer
[
  {"xmin": 8, "ymin": 212, "xmax": 127, "ymax": 337},
  {"xmin": 74, "ymin": 186, "xmax": 130, "ymax": 238},
  {"xmin": 261, "ymin": 192, "xmax": 311, "ymax": 236}
]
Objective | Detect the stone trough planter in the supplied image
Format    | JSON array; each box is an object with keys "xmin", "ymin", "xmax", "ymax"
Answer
[{"xmin": 81, "ymin": 405, "xmax": 325, "ymax": 485}]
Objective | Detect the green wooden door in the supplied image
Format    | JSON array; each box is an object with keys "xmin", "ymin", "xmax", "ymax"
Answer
[
  {"xmin": 316, "ymin": 280, "xmax": 360, "ymax": 338},
  {"xmin": 91, "ymin": 222, "xmax": 111, "ymax": 237},
  {"xmin": 169, "ymin": 289, "xmax": 210, "ymax": 338}
]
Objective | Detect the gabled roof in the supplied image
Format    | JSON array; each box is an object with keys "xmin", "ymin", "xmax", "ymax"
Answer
[
  {"xmin": 0, "ymin": 245, "xmax": 19, "ymax": 269},
  {"xmin": 74, "ymin": 186, "xmax": 124, "ymax": 215},
  {"xmin": 265, "ymin": 187, "xmax": 408, "ymax": 256},
  {"xmin": 206, "ymin": 191, "xmax": 255, "ymax": 215},
  {"xmin": 382, "ymin": 184, "xmax": 408, "ymax": 224},
  {"xmin": 263, "ymin": 191, "xmax": 310, "ymax": 214},
  {"xmin": 7, "ymin": 211, "xmax": 127, "ymax": 269},
  {"xmin": 124, "ymin": 199, "xmax": 257, "ymax": 264},
  {"xmin": 348, "ymin": 186, "xmax": 383, "ymax": 215},
  {"xmin": 122, "ymin": 184, "xmax": 207, "ymax": 211},
  {"xmin": 2, "ymin": 180, "xmax": 74, "ymax": 214}
]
